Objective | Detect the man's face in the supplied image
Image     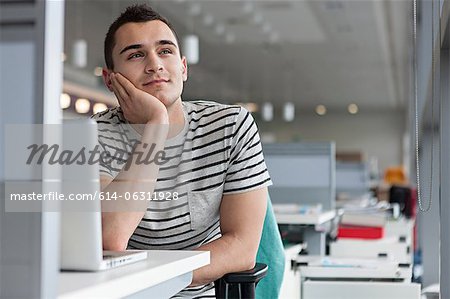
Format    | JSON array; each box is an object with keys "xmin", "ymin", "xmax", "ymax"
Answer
[{"xmin": 107, "ymin": 20, "xmax": 187, "ymax": 108}]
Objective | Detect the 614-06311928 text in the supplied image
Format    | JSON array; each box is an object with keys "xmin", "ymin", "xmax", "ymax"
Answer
[{"xmin": 99, "ymin": 191, "xmax": 179, "ymax": 201}]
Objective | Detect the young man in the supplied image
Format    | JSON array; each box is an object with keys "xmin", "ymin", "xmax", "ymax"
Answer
[{"xmin": 92, "ymin": 4, "xmax": 271, "ymax": 297}]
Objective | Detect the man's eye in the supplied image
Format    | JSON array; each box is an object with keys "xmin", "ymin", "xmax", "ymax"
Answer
[
  {"xmin": 160, "ymin": 49, "xmax": 172, "ymax": 55},
  {"xmin": 128, "ymin": 53, "xmax": 143, "ymax": 59}
]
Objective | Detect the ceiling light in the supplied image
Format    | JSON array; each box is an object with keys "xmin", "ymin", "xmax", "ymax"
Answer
[
  {"xmin": 252, "ymin": 13, "xmax": 263, "ymax": 25},
  {"xmin": 348, "ymin": 103, "xmax": 359, "ymax": 114},
  {"xmin": 60, "ymin": 93, "xmax": 71, "ymax": 109},
  {"xmin": 93, "ymin": 103, "xmax": 108, "ymax": 114},
  {"xmin": 261, "ymin": 102, "xmax": 273, "ymax": 121},
  {"xmin": 75, "ymin": 98, "xmax": 90, "ymax": 114},
  {"xmin": 315, "ymin": 105, "xmax": 327, "ymax": 116},
  {"xmin": 215, "ymin": 23, "xmax": 225, "ymax": 35},
  {"xmin": 94, "ymin": 67, "xmax": 103, "ymax": 77},
  {"xmin": 202, "ymin": 14, "xmax": 214, "ymax": 26},
  {"xmin": 242, "ymin": 2, "xmax": 254, "ymax": 14},
  {"xmin": 182, "ymin": 35, "xmax": 199, "ymax": 65},
  {"xmin": 225, "ymin": 33, "xmax": 236, "ymax": 44},
  {"xmin": 283, "ymin": 102, "xmax": 295, "ymax": 122},
  {"xmin": 72, "ymin": 39, "xmax": 87, "ymax": 68},
  {"xmin": 188, "ymin": 3, "xmax": 202, "ymax": 16}
]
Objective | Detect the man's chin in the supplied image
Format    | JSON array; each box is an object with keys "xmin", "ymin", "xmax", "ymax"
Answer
[
  {"xmin": 141, "ymin": 88, "xmax": 178, "ymax": 107},
  {"xmin": 150, "ymin": 94, "xmax": 172, "ymax": 107},
  {"xmin": 142, "ymin": 88, "xmax": 164, "ymax": 101}
]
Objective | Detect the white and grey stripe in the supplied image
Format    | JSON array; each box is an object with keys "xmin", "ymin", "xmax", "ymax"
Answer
[{"xmin": 92, "ymin": 100, "xmax": 272, "ymax": 298}]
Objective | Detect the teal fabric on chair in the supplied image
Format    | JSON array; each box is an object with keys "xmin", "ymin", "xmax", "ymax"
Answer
[{"xmin": 255, "ymin": 195, "xmax": 285, "ymax": 299}]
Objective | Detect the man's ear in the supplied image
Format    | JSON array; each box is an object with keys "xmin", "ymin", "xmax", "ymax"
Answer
[
  {"xmin": 102, "ymin": 68, "xmax": 113, "ymax": 92},
  {"xmin": 181, "ymin": 56, "xmax": 188, "ymax": 82}
]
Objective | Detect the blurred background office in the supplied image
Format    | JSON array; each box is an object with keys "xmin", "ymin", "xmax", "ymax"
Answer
[
  {"xmin": 61, "ymin": 0, "xmax": 439, "ymax": 285},
  {"xmin": 1, "ymin": 0, "xmax": 449, "ymax": 298}
]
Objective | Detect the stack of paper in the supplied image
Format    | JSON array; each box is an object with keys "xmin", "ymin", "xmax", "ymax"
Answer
[{"xmin": 341, "ymin": 213, "xmax": 386, "ymax": 227}]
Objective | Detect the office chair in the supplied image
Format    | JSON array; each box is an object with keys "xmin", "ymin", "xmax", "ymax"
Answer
[
  {"xmin": 214, "ymin": 195, "xmax": 285, "ymax": 299},
  {"xmin": 389, "ymin": 185, "xmax": 415, "ymax": 218},
  {"xmin": 214, "ymin": 263, "xmax": 268, "ymax": 299}
]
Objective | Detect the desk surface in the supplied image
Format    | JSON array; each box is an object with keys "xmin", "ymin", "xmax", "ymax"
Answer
[
  {"xmin": 58, "ymin": 250, "xmax": 209, "ymax": 299},
  {"xmin": 275, "ymin": 210, "xmax": 336, "ymax": 225},
  {"xmin": 296, "ymin": 255, "xmax": 412, "ymax": 280},
  {"xmin": 303, "ymin": 281, "xmax": 420, "ymax": 299}
]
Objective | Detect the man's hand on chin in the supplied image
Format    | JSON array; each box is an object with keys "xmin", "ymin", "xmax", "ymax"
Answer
[
  {"xmin": 100, "ymin": 73, "xmax": 170, "ymax": 251},
  {"xmin": 110, "ymin": 72, "xmax": 168, "ymax": 125}
]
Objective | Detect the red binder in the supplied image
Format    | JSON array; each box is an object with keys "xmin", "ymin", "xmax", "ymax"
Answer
[{"xmin": 337, "ymin": 225, "xmax": 384, "ymax": 239}]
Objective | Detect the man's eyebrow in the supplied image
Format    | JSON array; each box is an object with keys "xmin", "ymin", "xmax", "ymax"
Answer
[
  {"xmin": 157, "ymin": 40, "xmax": 177, "ymax": 48},
  {"xmin": 119, "ymin": 44, "xmax": 142, "ymax": 55},
  {"xmin": 119, "ymin": 40, "xmax": 177, "ymax": 55}
]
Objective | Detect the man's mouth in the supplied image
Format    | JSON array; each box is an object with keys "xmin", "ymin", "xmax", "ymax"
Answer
[{"xmin": 143, "ymin": 79, "xmax": 169, "ymax": 86}]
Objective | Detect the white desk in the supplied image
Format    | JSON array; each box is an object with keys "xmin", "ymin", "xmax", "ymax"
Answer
[
  {"xmin": 385, "ymin": 218, "xmax": 415, "ymax": 239},
  {"xmin": 275, "ymin": 210, "xmax": 336, "ymax": 225},
  {"xmin": 275, "ymin": 210, "xmax": 336, "ymax": 256},
  {"xmin": 331, "ymin": 218, "xmax": 415, "ymax": 264},
  {"xmin": 330, "ymin": 237, "xmax": 412, "ymax": 264},
  {"xmin": 280, "ymin": 244, "xmax": 303, "ymax": 299},
  {"xmin": 385, "ymin": 218, "xmax": 415, "ymax": 257},
  {"xmin": 58, "ymin": 250, "xmax": 210, "ymax": 299},
  {"xmin": 296, "ymin": 255, "xmax": 420, "ymax": 299},
  {"xmin": 303, "ymin": 281, "xmax": 420, "ymax": 299},
  {"xmin": 295, "ymin": 256, "xmax": 413, "ymax": 281}
]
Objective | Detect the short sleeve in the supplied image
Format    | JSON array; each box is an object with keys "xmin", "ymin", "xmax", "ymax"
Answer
[
  {"xmin": 223, "ymin": 107, "xmax": 272, "ymax": 194},
  {"xmin": 91, "ymin": 112, "xmax": 135, "ymax": 179},
  {"xmin": 95, "ymin": 135, "xmax": 114, "ymax": 178}
]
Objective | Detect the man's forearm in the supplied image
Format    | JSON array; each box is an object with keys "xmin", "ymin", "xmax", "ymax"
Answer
[
  {"xmin": 101, "ymin": 121, "xmax": 168, "ymax": 250},
  {"xmin": 189, "ymin": 189, "xmax": 267, "ymax": 286},
  {"xmin": 190, "ymin": 233, "xmax": 257, "ymax": 286}
]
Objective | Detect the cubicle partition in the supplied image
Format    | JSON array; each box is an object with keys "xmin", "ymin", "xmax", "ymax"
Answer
[
  {"xmin": 263, "ymin": 142, "xmax": 336, "ymax": 211},
  {"xmin": 0, "ymin": 1, "xmax": 64, "ymax": 298},
  {"xmin": 335, "ymin": 162, "xmax": 370, "ymax": 197}
]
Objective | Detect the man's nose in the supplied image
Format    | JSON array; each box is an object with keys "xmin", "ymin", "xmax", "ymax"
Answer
[{"xmin": 145, "ymin": 54, "xmax": 163, "ymax": 73}]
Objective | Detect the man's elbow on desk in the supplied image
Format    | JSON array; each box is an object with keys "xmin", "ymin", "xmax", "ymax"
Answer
[
  {"xmin": 102, "ymin": 226, "xmax": 129, "ymax": 251},
  {"xmin": 190, "ymin": 188, "xmax": 267, "ymax": 286},
  {"xmin": 101, "ymin": 212, "xmax": 144, "ymax": 251},
  {"xmin": 219, "ymin": 231, "xmax": 259, "ymax": 270},
  {"xmin": 103, "ymin": 236, "xmax": 128, "ymax": 251},
  {"xmin": 223, "ymin": 232, "xmax": 258, "ymax": 270},
  {"xmin": 190, "ymin": 233, "xmax": 258, "ymax": 287}
]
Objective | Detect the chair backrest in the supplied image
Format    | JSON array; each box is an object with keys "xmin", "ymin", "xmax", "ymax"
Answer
[{"xmin": 255, "ymin": 195, "xmax": 285, "ymax": 299}]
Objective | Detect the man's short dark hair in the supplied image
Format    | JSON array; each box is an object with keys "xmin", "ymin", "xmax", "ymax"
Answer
[{"xmin": 104, "ymin": 4, "xmax": 181, "ymax": 70}]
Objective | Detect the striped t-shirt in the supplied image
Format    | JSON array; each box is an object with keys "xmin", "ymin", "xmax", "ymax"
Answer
[{"xmin": 91, "ymin": 100, "xmax": 272, "ymax": 298}]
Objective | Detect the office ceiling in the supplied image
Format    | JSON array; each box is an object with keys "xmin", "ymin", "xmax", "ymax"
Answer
[{"xmin": 64, "ymin": 0, "xmax": 412, "ymax": 112}]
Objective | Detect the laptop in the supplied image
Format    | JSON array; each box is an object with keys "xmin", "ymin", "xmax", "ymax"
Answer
[{"xmin": 60, "ymin": 118, "xmax": 147, "ymax": 271}]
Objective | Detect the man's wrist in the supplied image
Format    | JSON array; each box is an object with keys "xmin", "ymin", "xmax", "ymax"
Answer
[{"xmin": 147, "ymin": 112, "xmax": 169, "ymax": 125}]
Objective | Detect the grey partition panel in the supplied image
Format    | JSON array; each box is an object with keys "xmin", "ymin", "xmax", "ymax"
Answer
[
  {"xmin": 0, "ymin": 1, "xmax": 63, "ymax": 298},
  {"xmin": 263, "ymin": 142, "xmax": 336, "ymax": 210},
  {"xmin": 336, "ymin": 162, "xmax": 370, "ymax": 196},
  {"xmin": 440, "ymin": 3, "xmax": 450, "ymax": 297}
]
